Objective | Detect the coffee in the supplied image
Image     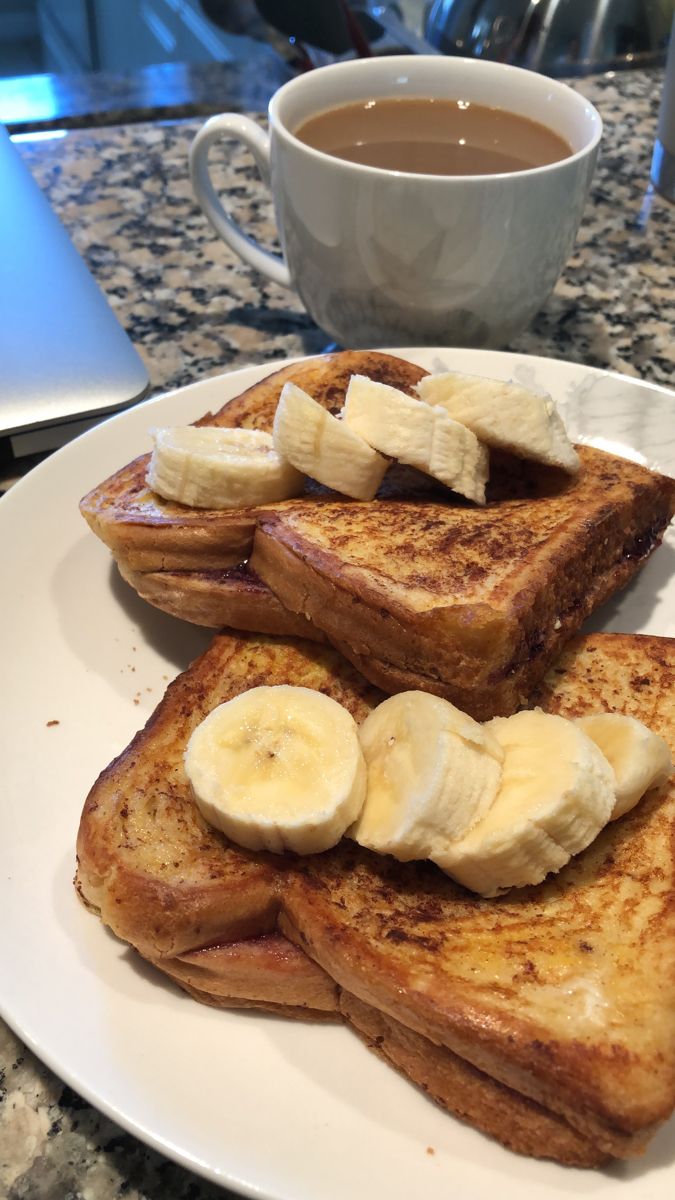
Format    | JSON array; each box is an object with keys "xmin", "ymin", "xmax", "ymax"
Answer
[{"xmin": 294, "ymin": 97, "xmax": 572, "ymax": 176}]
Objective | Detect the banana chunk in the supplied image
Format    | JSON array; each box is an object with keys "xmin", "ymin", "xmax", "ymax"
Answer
[
  {"xmin": 185, "ymin": 685, "xmax": 366, "ymax": 855},
  {"xmin": 350, "ymin": 691, "xmax": 503, "ymax": 861},
  {"xmin": 342, "ymin": 375, "xmax": 488, "ymax": 504},
  {"xmin": 576, "ymin": 713, "xmax": 672, "ymax": 820},
  {"xmin": 272, "ymin": 381, "xmax": 387, "ymax": 500},
  {"xmin": 416, "ymin": 372, "xmax": 580, "ymax": 474},
  {"xmin": 434, "ymin": 711, "xmax": 615, "ymax": 896},
  {"xmin": 147, "ymin": 425, "xmax": 303, "ymax": 509}
]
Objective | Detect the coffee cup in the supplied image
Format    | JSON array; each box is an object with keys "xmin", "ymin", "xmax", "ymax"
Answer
[{"xmin": 189, "ymin": 56, "xmax": 601, "ymax": 348}]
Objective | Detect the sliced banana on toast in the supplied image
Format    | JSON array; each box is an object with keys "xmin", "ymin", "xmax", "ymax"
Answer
[
  {"xmin": 576, "ymin": 713, "xmax": 672, "ymax": 820},
  {"xmin": 416, "ymin": 371, "xmax": 580, "ymax": 474},
  {"xmin": 147, "ymin": 426, "xmax": 303, "ymax": 508},
  {"xmin": 273, "ymin": 381, "xmax": 387, "ymax": 500},
  {"xmin": 343, "ymin": 375, "xmax": 489, "ymax": 504},
  {"xmin": 350, "ymin": 691, "xmax": 503, "ymax": 860},
  {"xmin": 185, "ymin": 682, "xmax": 671, "ymax": 893},
  {"xmin": 433, "ymin": 711, "xmax": 615, "ymax": 896},
  {"xmin": 185, "ymin": 685, "xmax": 366, "ymax": 854}
]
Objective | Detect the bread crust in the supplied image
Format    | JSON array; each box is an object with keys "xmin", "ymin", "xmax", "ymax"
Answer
[
  {"xmin": 116, "ymin": 557, "xmax": 323, "ymax": 639},
  {"xmin": 340, "ymin": 992, "xmax": 609, "ymax": 1167},
  {"xmin": 80, "ymin": 454, "xmax": 259, "ymax": 571},
  {"xmin": 155, "ymin": 934, "xmax": 339, "ymax": 1016}
]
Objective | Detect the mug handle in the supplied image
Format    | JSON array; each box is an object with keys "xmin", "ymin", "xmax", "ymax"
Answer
[{"xmin": 189, "ymin": 113, "xmax": 292, "ymax": 289}]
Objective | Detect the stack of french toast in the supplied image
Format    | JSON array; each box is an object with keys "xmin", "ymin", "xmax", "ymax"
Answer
[{"xmin": 76, "ymin": 350, "xmax": 675, "ymax": 1168}]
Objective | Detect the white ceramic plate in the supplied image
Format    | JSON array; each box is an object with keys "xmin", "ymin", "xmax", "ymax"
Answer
[{"xmin": 1, "ymin": 349, "xmax": 675, "ymax": 1200}]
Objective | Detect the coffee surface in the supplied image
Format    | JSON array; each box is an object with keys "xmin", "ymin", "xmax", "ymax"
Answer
[{"xmin": 294, "ymin": 97, "xmax": 572, "ymax": 175}]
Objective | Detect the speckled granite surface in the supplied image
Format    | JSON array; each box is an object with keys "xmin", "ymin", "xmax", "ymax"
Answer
[{"xmin": 1, "ymin": 67, "xmax": 674, "ymax": 1199}]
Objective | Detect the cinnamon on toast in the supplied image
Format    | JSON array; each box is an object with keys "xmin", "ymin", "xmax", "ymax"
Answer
[
  {"xmin": 75, "ymin": 628, "xmax": 675, "ymax": 1167},
  {"xmin": 252, "ymin": 446, "xmax": 675, "ymax": 718}
]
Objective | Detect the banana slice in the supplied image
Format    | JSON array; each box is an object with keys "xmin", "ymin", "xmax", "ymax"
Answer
[
  {"xmin": 147, "ymin": 426, "xmax": 303, "ymax": 508},
  {"xmin": 185, "ymin": 685, "xmax": 366, "ymax": 855},
  {"xmin": 433, "ymin": 710, "xmax": 615, "ymax": 896},
  {"xmin": 272, "ymin": 382, "xmax": 387, "ymax": 501},
  {"xmin": 342, "ymin": 375, "xmax": 488, "ymax": 504},
  {"xmin": 416, "ymin": 372, "xmax": 580, "ymax": 474},
  {"xmin": 576, "ymin": 713, "xmax": 672, "ymax": 820},
  {"xmin": 350, "ymin": 691, "xmax": 503, "ymax": 861}
]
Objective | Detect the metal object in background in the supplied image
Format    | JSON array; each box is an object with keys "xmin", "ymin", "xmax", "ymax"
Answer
[
  {"xmin": 248, "ymin": 1, "xmax": 438, "ymax": 65},
  {"xmin": 253, "ymin": 0, "xmax": 376, "ymax": 54},
  {"xmin": 651, "ymin": 13, "xmax": 675, "ymax": 199},
  {"xmin": 424, "ymin": 0, "xmax": 675, "ymax": 76}
]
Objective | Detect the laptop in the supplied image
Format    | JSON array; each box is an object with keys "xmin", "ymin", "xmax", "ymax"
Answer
[{"xmin": 0, "ymin": 125, "xmax": 149, "ymax": 455}]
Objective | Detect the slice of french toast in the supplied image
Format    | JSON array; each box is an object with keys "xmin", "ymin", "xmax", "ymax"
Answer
[
  {"xmin": 116, "ymin": 557, "xmax": 323, "ymax": 638},
  {"xmin": 79, "ymin": 350, "xmax": 427, "ymax": 572},
  {"xmin": 252, "ymin": 445, "xmax": 675, "ymax": 718},
  {"xmin": 80, "ymin": 349, "xmax": 675, "ymax": 719},
  {"xmin": 75, "ymin": 628, "xmax": 675, "ymax": 1166}
]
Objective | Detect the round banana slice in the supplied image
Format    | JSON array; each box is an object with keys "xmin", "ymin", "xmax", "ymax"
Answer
[
  {"xmin": 272, "ymin": 381, "xmax": 387, "ymax": 501},
  {"xmin": 147, "ymin": 426, "xmax": 304, "ymax": 508},
  {"xmin": 434, "ymin": 710, "xmax": 615, "ymax": 897},
  {"xmin": 576, "ymin": 713, "xmax": 672, "ymax": 820},
  {"xmin": 185, "ymin": 685, "xmax": 366, "ymax": 854},
  {"xmin": 350, "ymin": 691, "xmax": 503, "ymax": 861}
]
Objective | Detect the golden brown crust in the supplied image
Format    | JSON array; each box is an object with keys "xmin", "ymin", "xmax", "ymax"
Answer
[
  {"xmin": 156, "ymin": 934, "xmax": 340, "ymax": 1015},
  {"xmin": 252, "ymin": 448, "xmax": 675, "ymax": 718},
  {"xmin": 174, "ymin": 984, "xmax": 337, "ymax": 1021},
  {"xmin": 80, "ymin": 454, "xmax": 258, "ymax": 572},
  {"xmin": 209, "ymin": 350, "xmax": 426, "ymax": 431},
  {"xmin": 116, "ymin": 556, "xmax": 323, "ymax": 639},
  {"xmin": 79, "ymin": 351, "xmax": 427, "ymax": 572},
  {"xmin": 76, "ymin": 629, "xmax": 675, "ymax": 1162},
  {"xmin": 325, "ymin": 642, "xmax": 523, "ymax": 719},
  {"xmin": 340, "ymin": 992, "xmax": 610, "ymax": 1167}
]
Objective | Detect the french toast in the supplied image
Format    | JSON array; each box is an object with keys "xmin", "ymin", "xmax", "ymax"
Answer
[
  {"xmin": 252, "ymin": 445, "xmax": 675, "ymax": 718},
  {"xmin": 76, "ymin": 628, "xmax": 675, "ymax": 1167},
  {"xmin": 79, "ymin": 350, "xmax": 427, "ymax": 572},
  {"xmin": 81, "ymin": 351, "xmax": 675, "ymax": 719}
]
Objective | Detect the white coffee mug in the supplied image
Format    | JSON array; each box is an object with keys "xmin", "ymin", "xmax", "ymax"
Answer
[{"xmin": 189, "ymin": 56, "xmax": 601, "ymax": 348}]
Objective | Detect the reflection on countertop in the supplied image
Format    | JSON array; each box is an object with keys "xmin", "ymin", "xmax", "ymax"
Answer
[
  {"xmin": 0, "ymin": 62, "xmax": 674, "ymax": 1200},
  {"xmin": 0, "ymin": 55, "xmax": 293, "ymax": 133}
]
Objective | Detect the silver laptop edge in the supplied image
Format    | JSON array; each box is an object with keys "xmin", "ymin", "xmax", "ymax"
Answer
[{"xmin": 0, "ymin": 125, "xmax": 149, "ymax": 440}]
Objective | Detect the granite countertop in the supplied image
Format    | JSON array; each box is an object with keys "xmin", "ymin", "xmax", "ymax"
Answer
[{"xmin": 1, "ymin": 66, "xmax": 674, "ymax": 1200}]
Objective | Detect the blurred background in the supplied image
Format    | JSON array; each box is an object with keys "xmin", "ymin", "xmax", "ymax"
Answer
[{"xmin": 0, "ymin": 1, "xmax": 673, "ymax": 128}]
